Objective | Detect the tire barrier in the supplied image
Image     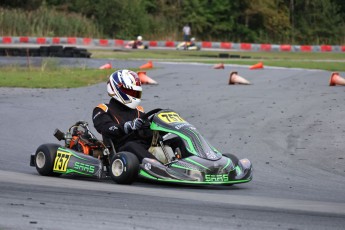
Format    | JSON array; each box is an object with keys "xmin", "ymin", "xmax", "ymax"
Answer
[
  {"xmin": 0, "ymin": 45, "xmax": 91, "ymax": 58},
  {"xmin": 0, "ymin": 36, "xmax": 344, "ymax": 53}
]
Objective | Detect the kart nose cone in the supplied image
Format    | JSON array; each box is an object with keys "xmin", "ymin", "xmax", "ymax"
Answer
[
  {"xmin": 236, "ymin": 158, "xmax": 253, "ymax": 181},
  {"xmin": 239, "ymin": 158, "xmax": 251, "ymax": 169}
]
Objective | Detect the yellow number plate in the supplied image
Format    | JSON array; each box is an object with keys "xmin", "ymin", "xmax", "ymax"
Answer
[
  {"xmin": 53, "ymin": 150, "xmax": 72, "ymax": 172},
  {"xmin": 157, "ymin": 112, "xmax": 185, "ymax": 124}
]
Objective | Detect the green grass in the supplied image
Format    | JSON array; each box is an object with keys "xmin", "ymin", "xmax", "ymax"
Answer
[
  {"xmin": 0, "ymin": 49, "xmax": 344, "ymax": 88},
  {"xmin": 0, "ymin": 67, "xmax": 114, "ymax": 88}
]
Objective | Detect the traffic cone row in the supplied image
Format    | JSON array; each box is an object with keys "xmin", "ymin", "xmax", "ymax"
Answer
[
  {"xmin": 99, "ymin": 60, "xmax": 154, "ymax": 70},
  {"xmin": 250, "ymin": 62, "xmax": 264, "ymax": 70},
  {"xmin": 212, "ymin": 62, "xmax": 264, "ymax": 70},
  {"xmin": 137, "ymin": 60, "xmax": 158, "ymax": 84},
  {"xmin": 140, "ymin": 60, "xmax": 153, "ymax": 69},
  {"xmin": 99, "ymin": 60, "xmax": 342, "ymax": 87}
]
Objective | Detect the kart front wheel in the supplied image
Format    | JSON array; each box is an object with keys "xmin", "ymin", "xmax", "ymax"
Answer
[
  {"xmin": 109, "ymin": 151, "xmax": 139, "ymax": 184},
  {"xmin": 35, "ymin": 143, "xmax": 61, "ymax": 177}
]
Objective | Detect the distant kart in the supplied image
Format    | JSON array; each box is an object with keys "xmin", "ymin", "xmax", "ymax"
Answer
[
  {"xmin": 176, "ymin": 41, "xmax": 201, "ymax": 51},
  {"xmin": 30, "ymin": 109, "xmax": 252, "ymax": 185},
  {"xmin": 124, "ymin": 41, "xmax": 148, "ymax": 49}
]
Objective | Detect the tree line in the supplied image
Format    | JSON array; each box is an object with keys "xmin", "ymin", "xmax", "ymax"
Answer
[{"xmin": 1, "ymin": 0, "xmax": 344, "ymax": 45}]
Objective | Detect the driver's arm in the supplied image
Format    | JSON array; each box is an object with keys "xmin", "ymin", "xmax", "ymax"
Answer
[{"xmin": 92, "ymin": 106, "xmax": 126, "ymax": 138}]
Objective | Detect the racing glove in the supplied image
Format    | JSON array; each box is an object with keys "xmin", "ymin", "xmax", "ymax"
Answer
[{"xmin": 123, "ymin": 118, "xmax": 144, "ymax": 134}]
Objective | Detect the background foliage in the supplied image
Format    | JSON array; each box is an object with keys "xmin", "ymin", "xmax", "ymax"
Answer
[{"xmin": 0, "ymin": 0, "xmax": 344, "ymax": 45}]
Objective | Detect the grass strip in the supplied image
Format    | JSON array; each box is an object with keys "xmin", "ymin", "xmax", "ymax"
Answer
[{"xmin": 0, "ymin": 67, "xmax": 114, "ymax": 88}]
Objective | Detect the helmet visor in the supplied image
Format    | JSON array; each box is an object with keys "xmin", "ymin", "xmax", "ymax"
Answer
[{"xmin": 120, "ymin": 85, "xmax": 142, "ymax": 99}]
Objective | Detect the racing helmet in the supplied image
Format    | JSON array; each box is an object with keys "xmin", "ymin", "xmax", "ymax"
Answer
[
  {"xmin": 107, "ymin": 70, "xmax": 142, "ymax": 109},
  {"xmin": 190, "ymin": 37, "xmax": 195, "ymax": 42},
  {"xmin": 137, "ymin": 36, "xmax": 143, "ymax": 41}
]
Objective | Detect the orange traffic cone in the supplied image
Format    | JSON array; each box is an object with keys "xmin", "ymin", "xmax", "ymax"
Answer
[
  {"xmin": 137, "ymin": 71, "xmax": 158, "ymax": 85},
  {"xmin": 329, "ymin": 72, "xmax": 345, "ymax": 86},
  {"xmin": 99, "ymin": 63, "xmax": 112, "ymax": 69},
  {"xmin": 249, "ymin": 62, "xmax": 263, "ymax": 70},
  {"xmin": 139, "ymin": 60, "xmax": 153, "ymax": 69},
  {"xmin": 228, "ymin": 72, "xmax": 251, "ymax": 85},
  {"xmin": 213, "ymin": 63, "xmax": 224, "ymax": 69}
]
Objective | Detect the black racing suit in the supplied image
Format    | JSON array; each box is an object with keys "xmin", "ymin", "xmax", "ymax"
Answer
[
  {"xmin": 132, "ymin": 40, "xmax": 143, "ymax": 49},
  {"xmin": 92, "ymin": 98, "xmax": 154, "ymax": 162}
]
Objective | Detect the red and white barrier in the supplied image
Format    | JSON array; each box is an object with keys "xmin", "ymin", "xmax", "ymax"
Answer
[{"xmin": 0, "ymin": 36, "xmax": 344, "ymax": 52}]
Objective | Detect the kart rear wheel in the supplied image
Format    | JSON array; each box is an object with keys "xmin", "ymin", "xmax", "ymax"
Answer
[
  {"xmin": 35, "ymin": 143, "xmax": 61, "ymax": 177},
  {"xmin": 109, "ymin": 151, "xmax": 139, "ymax": 184}
]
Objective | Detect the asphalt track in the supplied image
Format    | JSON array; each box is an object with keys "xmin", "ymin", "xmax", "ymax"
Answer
[{"xmin": 0, "ymin": 57, "xmax": 345, "ymax": 230}]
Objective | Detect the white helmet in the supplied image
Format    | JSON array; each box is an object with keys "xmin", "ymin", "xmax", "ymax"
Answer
[
  {"xmin": 137, "ymin": 36, "xmax": 143, "ymax": 41},
  {"xmin": 107, "ymin": 70, "xmax": 142, "ymax": 109},
  {"xmin": 190, "ymin": 37, "xmax": 195, "ymax": 42}
]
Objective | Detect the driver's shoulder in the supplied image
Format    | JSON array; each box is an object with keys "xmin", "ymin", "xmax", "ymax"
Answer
[
  {"xmin": 136, "ymin": 105, "xmax": 144, "ymax": 113},
  {"xmin": 96, "ymin": 103, "xmax": 109, "ymax": 112}
]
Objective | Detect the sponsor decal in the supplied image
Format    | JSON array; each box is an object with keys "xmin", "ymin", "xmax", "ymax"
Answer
[
  {"xmin": 53, "ymin": 151, "xmax": 72, "ymax": 172},
  {"xmin": 144, "ymin": 163, "xmax": 151, "ymax": 170},
  {"xmin": 205, "ymin": 151, "xmax": 218, "ymax": 160},
  {"xmin": 74, "ymin": 162, "xmax": 95, "ymax": 174},
  {"xmin": 175, "ymin": 123, "xmax": 189, "ymax": 130},
  {"xmin": 158, "ymin": 112, "xmax": 185, "ymax": 124},
  {"xmin": 121, "ymin": 156, "xmax": 127, "ymax": 172},
  {"xmin": 109, "ymin": 126, "xmax": 118, "ymax": 131},
  {"xmin": 205, "ymin": 174, "xmax": 229, "ymax": 182},
  {"xmin": 93, "ymin": 111, "xmax": 101, "ymax": 120}
]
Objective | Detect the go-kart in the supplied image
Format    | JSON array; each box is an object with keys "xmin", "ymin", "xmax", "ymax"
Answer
[
  {"xmin": 30, "ymin": 109, "xmax": 252, "ymax": 185},
  {"xmin": 124, "ymin": 41, "xmax": 148, "ymax": 49},
  {"xmin": 176, "ymin": 41, "xmax": 201, "ymax": 51}
]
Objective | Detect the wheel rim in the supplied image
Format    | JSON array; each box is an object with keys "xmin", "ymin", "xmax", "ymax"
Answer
[
  {"xmin": 112, "ymin": 159, "xmax": 124, "ymax": 176},
  {"xmin": 36, "ymin": 151, "xmax": 46, "ymax": 169}
]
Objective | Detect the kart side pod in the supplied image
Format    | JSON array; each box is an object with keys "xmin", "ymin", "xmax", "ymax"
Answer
[
  {"xmin": 30, "ymin": 144, "xmax": 103, "ymax": 179},
  {"xmin": 53, "ymin": 147, "xmax": 103, "ymax": 178}
]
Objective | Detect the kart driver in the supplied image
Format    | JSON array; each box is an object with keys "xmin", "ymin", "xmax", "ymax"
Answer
[
  {"xmin": 92, "ymin": 69, "xmax": 154, "ymax": 163},
  {"xmin": 132, "ymin": 35, "xmax": 144, "ymax": 49},
  {"xmin": 126, "ymin": 36, "xmax": 147, "ymax": 49},
  {"xmin": 185, "ymin": 37, "xmax": 196, "ymax": 49}
]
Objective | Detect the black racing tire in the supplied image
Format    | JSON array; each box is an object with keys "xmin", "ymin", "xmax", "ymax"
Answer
[
  {"xmin": 223, "ymin": 153, "xmax": 239, "ymax": 166},
  {"xmin": 34, "ymin": 143, "xmax": 61, "ymax": 177},
  {"xmin": 109, "ymin": 151, "xmax": 139, "ymax": 184}
]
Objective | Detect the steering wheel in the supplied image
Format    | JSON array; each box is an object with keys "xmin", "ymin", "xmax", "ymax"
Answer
[
  {"xmin": 141, "ymin": 108, "xmax": 163, "ymax": 121},
  {"xmin": 115, "ymin": 108, "xmax": 163, "ymax": 145}
]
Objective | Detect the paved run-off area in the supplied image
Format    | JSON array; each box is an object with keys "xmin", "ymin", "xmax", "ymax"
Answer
[{"xmin": 0, "ymin": 60, "xmax": 344, "ymax": 230}]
